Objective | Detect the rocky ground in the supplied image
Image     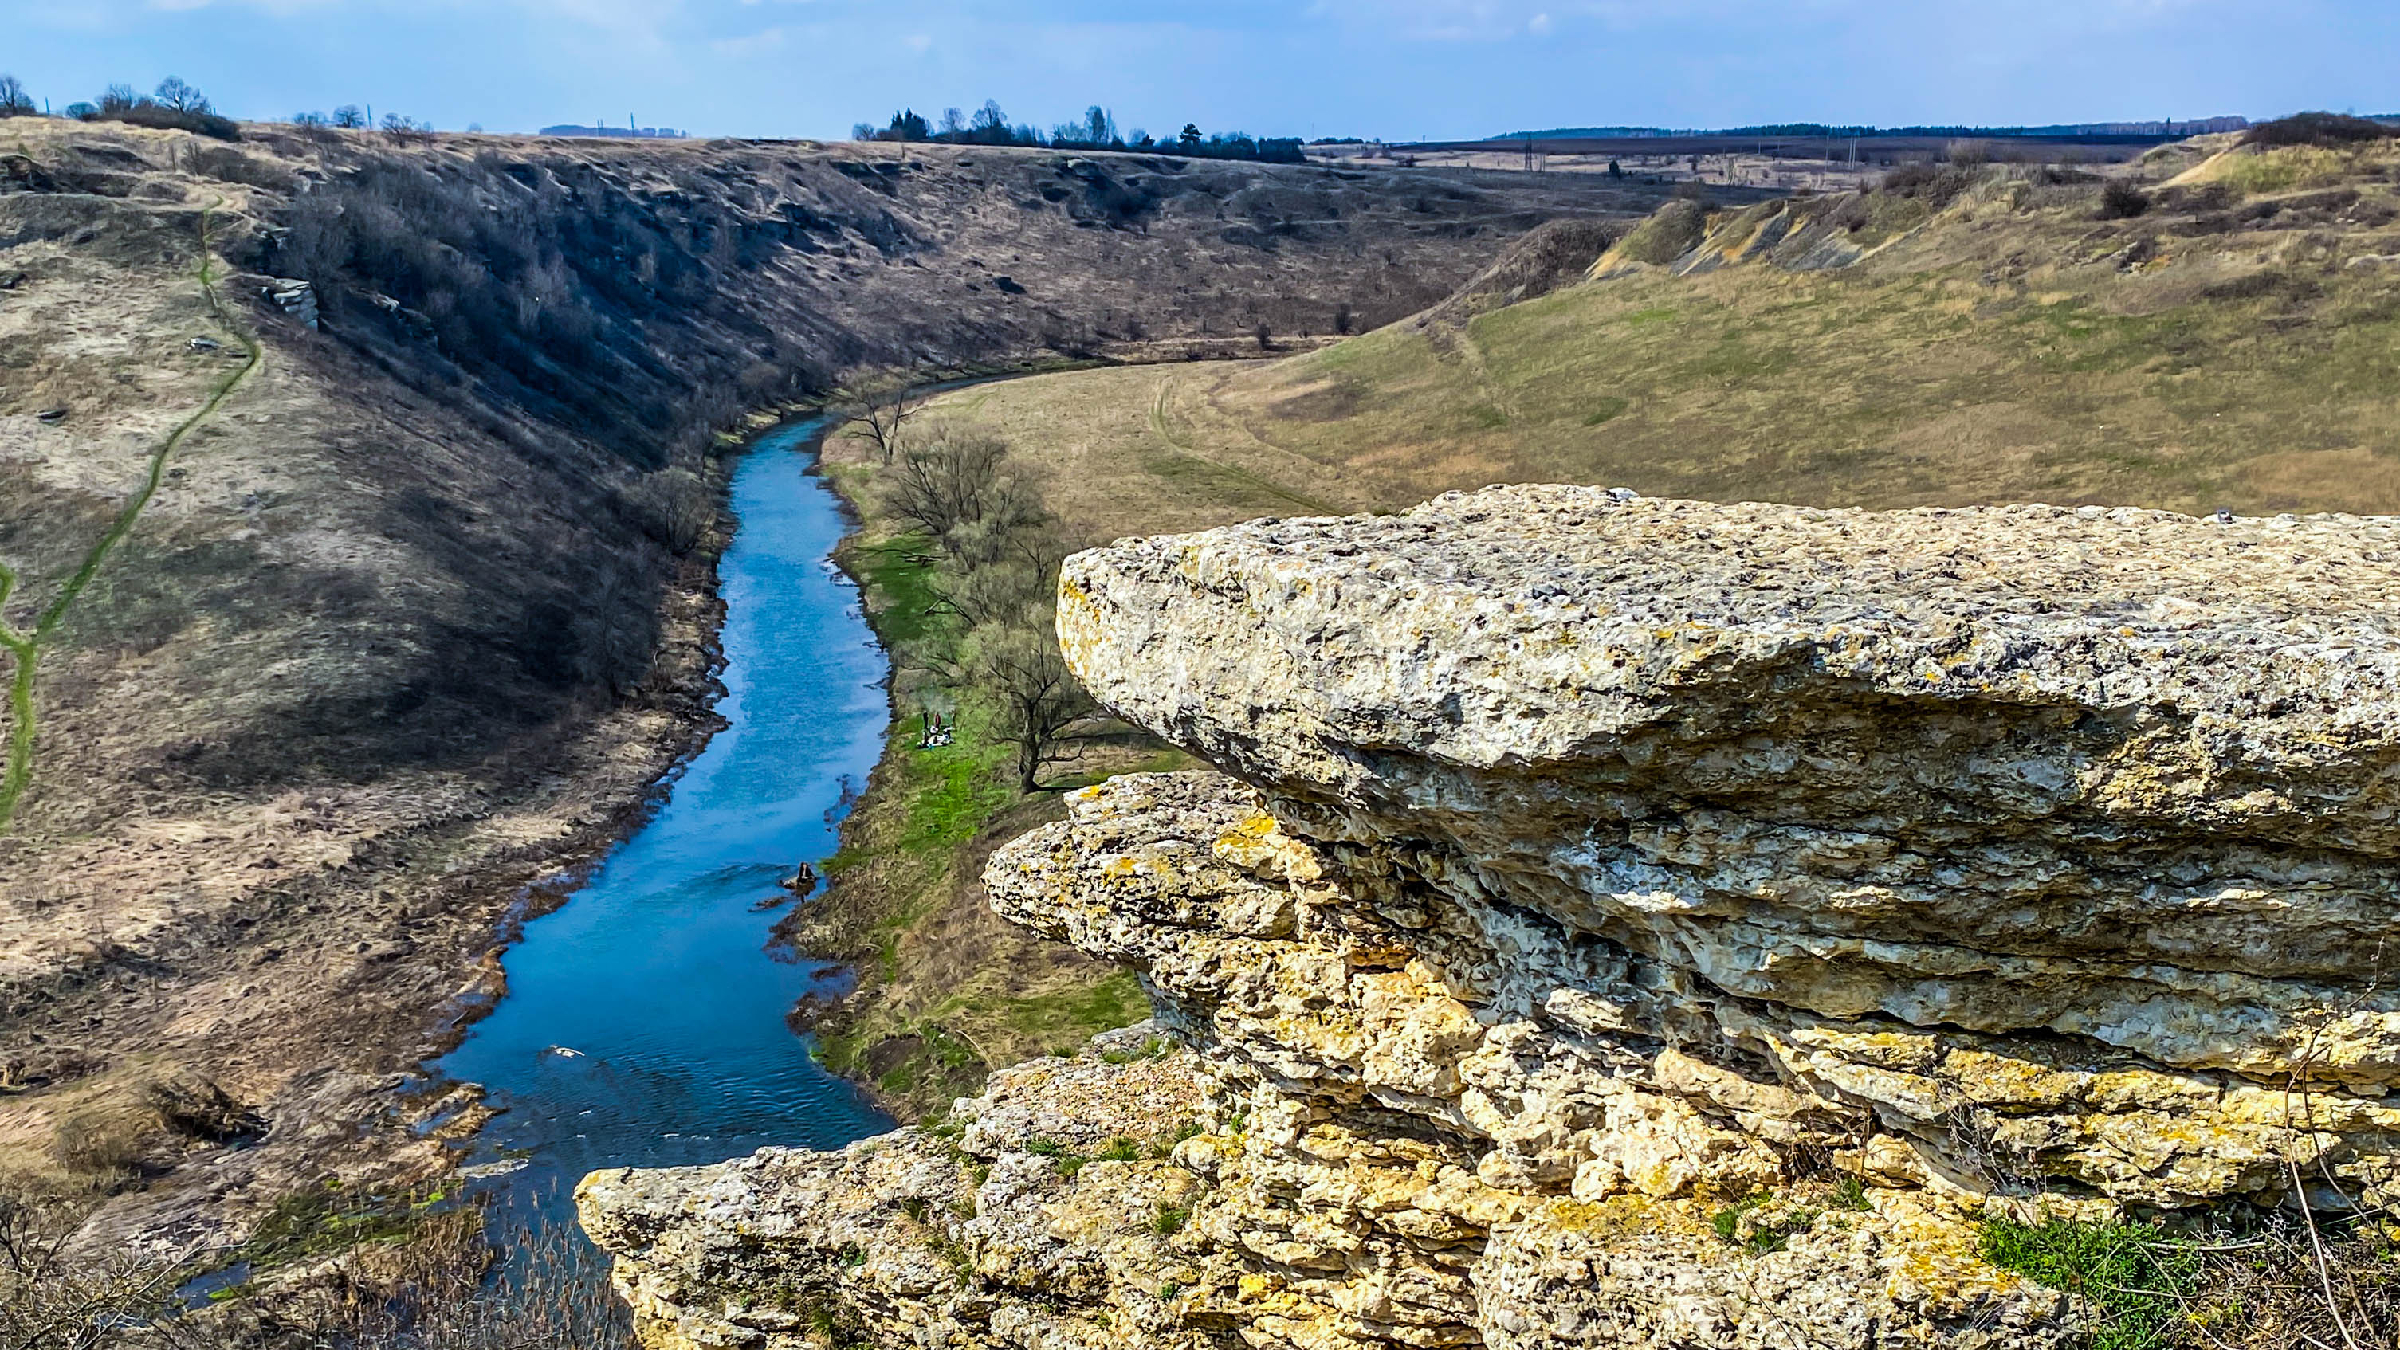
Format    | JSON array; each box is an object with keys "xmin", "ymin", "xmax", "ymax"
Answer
[
  {"xmin": 0, "ymin": 116, "xmax": 1658, "ymax": 1254},
  {"xmin": 584, "ymin": 486, "xmax": 2400, "ymax": 1350}
]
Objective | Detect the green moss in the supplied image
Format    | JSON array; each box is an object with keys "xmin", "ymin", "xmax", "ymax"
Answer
[{"xmin": 1154, "ymin": 1204, "xmax": 1190, "ymax": 1237}]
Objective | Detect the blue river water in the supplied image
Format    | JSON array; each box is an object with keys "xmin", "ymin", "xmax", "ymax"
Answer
[{"xmin": 436, "ymin": 415, "xmax": 894, "ymax": 1221}]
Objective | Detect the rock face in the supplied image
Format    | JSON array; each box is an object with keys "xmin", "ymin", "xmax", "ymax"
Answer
[{"xmin": 580, "ymin": 486, "xmax": 2400, "ymax": 1350}]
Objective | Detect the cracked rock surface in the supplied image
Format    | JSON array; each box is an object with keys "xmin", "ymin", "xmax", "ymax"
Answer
[{"xmin": 580, "ymin": 486, "xmax": 2400, "ymax": 1349}]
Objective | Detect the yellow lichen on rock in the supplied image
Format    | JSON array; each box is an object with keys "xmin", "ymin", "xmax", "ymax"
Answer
[{"xmin": 581, "ymin": 488, "xmax": 2400, "ymax": 1350}]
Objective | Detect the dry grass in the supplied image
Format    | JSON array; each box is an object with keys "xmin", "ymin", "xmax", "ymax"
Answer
[
  {"xmin": 0, "ymin": 1173, "xmax": 631, "ymax": 1350},
  {"xmin": 783, "ymin": 425, "xmax": 1200, "ymax": 1118},
  {"xmin": 909, "ymin": 141, "xmax": 2400, "ymax": 1350},
  {"xmin": 927, "ymin": 143, "xmax": 2400, "ymax": 530}
]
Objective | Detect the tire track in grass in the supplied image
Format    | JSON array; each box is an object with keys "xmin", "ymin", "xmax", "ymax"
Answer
[{"xmin": 0, "ymin": 209, "xmax": 261, "ymax": 830}]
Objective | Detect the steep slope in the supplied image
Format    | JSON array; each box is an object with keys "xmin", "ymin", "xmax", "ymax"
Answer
[
  {"xmin": 913, "ymin": 131, "xmax": 2400, "ymax": 528},
  {"xmin": 0, "ymin": 117, "xmax": 1655, "ymax": 1243},
  {"xmin": 583, "ymin": 487, "xmax": 2400, "ymax": 1350}
]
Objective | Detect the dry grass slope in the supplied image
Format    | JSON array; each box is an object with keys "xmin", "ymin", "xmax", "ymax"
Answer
[{"xmin": 929, "ymin": 132, "xmax": 2400, "ymax": 535}]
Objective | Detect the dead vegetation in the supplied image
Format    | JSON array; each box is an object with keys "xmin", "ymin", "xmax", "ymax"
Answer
[
  {"xmin": 904, "ymin": 124, "xmax": 2400, "ymax": 1350},
  {"xmin": 1, "ymin": 1174, "xmax": 632, "ymax": 1350},
  {"xmin": 0, "ymin": 115, "xmax": 1656, "ymax": 1266},
  {"xmin": 927, "ymin": 130, "xmax": 2400, "ymax": 542}
]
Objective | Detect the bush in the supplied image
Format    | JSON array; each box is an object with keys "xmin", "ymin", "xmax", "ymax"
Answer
[
  {"xmin": 2098, "ymin": 179, "xmax": 2151, "ymax": 219},
  {"xmin": 145, "ymin": 1074, "xmax": 262, "ymax": 1142},
  {"xmin": 108, "ymin": 103, "xmax": 241, "ymax": 138},
  {"xmin": 2245, "ymin": 112, "xmax": 2400, "ymax": 148},
  {"xmin": 49, "ymin": 1107, "xmax": 152, "ymax": 1179},
  {"xmin": 1980, "ymin": 1216, "xmax": 2195, "ymax": 1350},
  {"xmin": 626, "ymin": 467, "xmax": 714, "ymax": 554},
  {"xmin": 1879, "ymin": 162, "xmax": 1986, "ymax": 208}
]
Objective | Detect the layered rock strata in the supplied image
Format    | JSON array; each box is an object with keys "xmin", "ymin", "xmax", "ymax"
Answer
[{"xmin": 581, "ymin": 486, "xmax": 2400, "ymax": 1350}]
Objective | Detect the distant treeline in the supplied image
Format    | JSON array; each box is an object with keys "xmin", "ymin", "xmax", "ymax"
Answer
[
  {"xmin": 855, "ymin": 102, "xmax": 1305, "ymax": 163},
  {"xmin": 1508, "ymin": 117, "xmax": 2255, "ymax": 141},
  {"xmin": 0, "ymin": 74, "xmax": 240, "ymax": 139}
]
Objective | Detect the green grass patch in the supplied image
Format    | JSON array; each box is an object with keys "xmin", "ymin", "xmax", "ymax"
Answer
[
  {"xmin": 843, "ymin": 534, "xmax": 947, "ymax": 650},
  {"xmin": 1979, "ymin": 1216, "xmax": 2200, "ymax": 1350},
  {"xmin": 240, "ymin": 1183, "xmax": 459, "ymax": 1271},
  {"xmin": 1582, "ymin": 396, "xmax": 1630, "ymax": 426}
]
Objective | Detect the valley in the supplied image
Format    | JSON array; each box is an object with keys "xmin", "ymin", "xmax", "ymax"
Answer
[
  {"xmin": 8, "ymin": 104, "xmax": 2400, "ymax": 1350},
  {"xmin": 0, "ymin": 115, "xmax": 1659, "ymax": 1260}
]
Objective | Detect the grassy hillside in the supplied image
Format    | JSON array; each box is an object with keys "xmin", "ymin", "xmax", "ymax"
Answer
[
  {"xmin": 0, "ymin": 115, "xmax": 1662, "ymax": 1256},
  {"xmin": 924, "ymin": 130, "xmax": 2400, "ymax": 531}
]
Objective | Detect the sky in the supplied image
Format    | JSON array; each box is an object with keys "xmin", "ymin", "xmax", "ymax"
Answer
[{"xmin": 7, "ymin": 0, "xmax": 2396, "ymax": 143}]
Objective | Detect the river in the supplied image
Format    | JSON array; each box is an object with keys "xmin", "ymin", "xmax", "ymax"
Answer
[{"xmin": 435, "ymin": 413, "xmax": 894, "ymax": 1224}]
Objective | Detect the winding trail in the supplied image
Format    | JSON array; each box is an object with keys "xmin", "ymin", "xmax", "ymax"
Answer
[{"xmin": 0, "ymin": 209, "xmax": 260, "ymax": 829}]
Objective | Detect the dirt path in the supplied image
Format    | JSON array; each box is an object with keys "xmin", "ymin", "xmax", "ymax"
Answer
[{"xmin": 0, "ymin": 210, "xmax": 260, "ymax": 829}]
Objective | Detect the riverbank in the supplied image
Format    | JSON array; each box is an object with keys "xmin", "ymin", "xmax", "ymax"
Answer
[
  {"xmin": 0, "ymin": 434, "xmax": 746, "ymax": 1260},
  {"xmin": 774, "ymin": 424, "xmax": 1169, "ymax": 1121}
]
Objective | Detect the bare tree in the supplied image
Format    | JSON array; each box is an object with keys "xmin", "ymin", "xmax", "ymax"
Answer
[
  {"xmin": 971, "ymin": 617, "xmax": 1096, "ymax": 792},
  {"xmin": 879, "ymin": 422, "xmax": 1040, "ymax": 555},
  {"xmin": 0, "ymin": 76, "xmax": 34, "ymax": 117},
  {"xmin": 332, "ymin": 104, "xmax": 366, "ymax": 129},
  {"xmin": 836, "ymin": 373, "xmax": 929, "ymax": 463},
  {"xmin": 152, "ymin": 77, "xmax": 209, "ymax": 115}
]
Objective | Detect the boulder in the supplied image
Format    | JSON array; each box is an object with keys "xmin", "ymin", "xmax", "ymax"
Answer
[{"xmin": 582, "ymin": 486, "xmax": 2400, "ymax": 1349}]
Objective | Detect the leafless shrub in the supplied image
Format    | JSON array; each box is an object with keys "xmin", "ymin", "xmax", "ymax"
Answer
[
  {"xmin": 626, "ymin": 467, "xmax": 715, "ymax": 555},
  {"xmin": 2245, "ymin": 112, "xmax": 2400, "ymax": 148},
  {"xmin": 286, "ymin": 1208, "xmax": 634, "ymax": 1350},
  {"xmin": 2097, "ymin": 179, "xmax": 2152, "ymax": 220},
  {"xmin": 0, "ymin": 1182, "xmax": 234, "ymax": 1349},
  {"xmin": 1, "ymin": 1174, "xmax": 633, "ymax": 1350},
  {"xmin": 50, "ymin": 1105, "xmax": 154, "ymax": 1181},
  {"xmin": 143, "ymin": 1074, "xmax": 262, "ymax": 1143}
]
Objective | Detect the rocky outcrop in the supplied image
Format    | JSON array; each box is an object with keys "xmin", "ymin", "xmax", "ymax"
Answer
[{"xmin": 580, "ymin": 485, "xmax": 2400, "ymax": 1349}]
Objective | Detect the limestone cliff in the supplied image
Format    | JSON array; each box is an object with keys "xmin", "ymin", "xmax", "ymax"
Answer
[{"xmin": 579, "ymin": 485, "xmax": 2400, "ymax": 1349}]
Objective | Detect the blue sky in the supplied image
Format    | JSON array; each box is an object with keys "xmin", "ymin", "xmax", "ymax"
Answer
[{"xmin": 8, "ymin": 0, "xmax": 2395, "ymax": 142}]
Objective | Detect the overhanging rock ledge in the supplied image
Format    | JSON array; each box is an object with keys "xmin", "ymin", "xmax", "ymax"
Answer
[{"xmin": 580, "ymin": 485, "xmax": 2400, "ymax": 1350}]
